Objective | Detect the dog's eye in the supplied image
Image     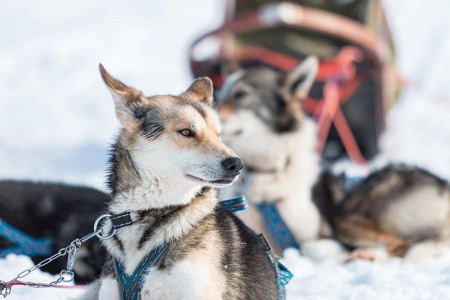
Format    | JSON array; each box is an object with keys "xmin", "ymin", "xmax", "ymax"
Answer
[
  {"xmin": 233, "ymin": 90, "xmax": 247, "ymax": 100},
  {"xmin": 178, "ymin": 129, "xmax": 195, "ymax": 137}
]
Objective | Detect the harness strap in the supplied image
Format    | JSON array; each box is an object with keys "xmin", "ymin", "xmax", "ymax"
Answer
[
  {"xmin": 219, "ymin": 195, "xmax": 248, "ymax": 213},
  {"xmin": 257, "ymin": 202, "xmax": 301, "ymax": 251},
  {"xmin": 0, "ymin": 219, "xmax": 54, "ymax": 258},
  {"xmin": 258, "ymin": 234, "xmax": 294, "ymax": 300},
  {"xmin": 276, "ymin": 261, "xmax": 294, "ymax": 300},
  {"xmin": 113, "ymin": 244, "xmax": 168, "ymax": 300}
]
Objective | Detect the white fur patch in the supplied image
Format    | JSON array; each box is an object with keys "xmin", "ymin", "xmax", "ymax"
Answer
[
  {"xmin": 380, "ymin": 186, "xmax": 450, "ymax": 240},
  {"xmin": 141, "ymin": 250, "xmax": 226, "ymax": 299},
  {"xmin": 404, "ymin": 241, "xmax": 450, "ymax": 262},
  {"xmin": 98, "ymin": 276, "xmax": 120, "ymax": 300},
  {"xmin": 302, "ymin": 239, "xmax": 348, "ymax": 261},
  {"xmin": 223, "ymin": 111, "xmax": 322, "ymax": 242}
]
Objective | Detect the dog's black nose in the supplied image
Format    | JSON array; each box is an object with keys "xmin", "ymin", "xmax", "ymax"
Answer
[{"xmin": 221, "ymin": 157, "xmax": 244, "ymax": 173}]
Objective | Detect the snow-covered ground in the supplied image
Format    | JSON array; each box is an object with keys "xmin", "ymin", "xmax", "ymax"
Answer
[{"xmin": 0, "ymin": 0, "xmax": 450, "ymax": 299}]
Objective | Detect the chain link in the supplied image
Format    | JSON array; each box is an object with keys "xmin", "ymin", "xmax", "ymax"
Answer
[{"xmin": 0, "ymin": 213, "xmax": 114, "ymax": 298}]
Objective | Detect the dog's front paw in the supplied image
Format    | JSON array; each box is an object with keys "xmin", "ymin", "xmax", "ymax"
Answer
[
  {"xmin": 346, "ymin": 247, "xmax": 390, "ymax": 262},
  {"xmin": 301, "ymin": 239, "xmax": 347, "ymax": 261}
]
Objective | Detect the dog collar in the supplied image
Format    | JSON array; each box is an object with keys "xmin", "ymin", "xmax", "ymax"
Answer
[
  {"xmin": 109, "ymin": 211, "xmax": 134, "ymax": 230},
  {"xmin": 108, "ymin": 196, "xmax": 249, "ymax": 231}
]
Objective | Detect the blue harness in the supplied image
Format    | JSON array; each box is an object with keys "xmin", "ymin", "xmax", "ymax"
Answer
[
  {"xmin": 112, "ymin": 196, "xmax": 293, "ymax": 300},
  {"xmin": 113, "ymin": 244, "xmax": 169, "ymax": 300},
  {"xmin": 0, "ymin": 219, "xmax": 54, "ymax": 258},
  {"xmin": 257, "ymin": 202, "xmax": 301, "ymax": 252},
  {"xmin": 235, "ymin": 173, "xmax": 300, "ymax": 253}
]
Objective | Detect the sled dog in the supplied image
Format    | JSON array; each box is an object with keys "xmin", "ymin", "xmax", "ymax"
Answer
[
  {"xmin": 315, "ymin": 163, "xmax": 450, "ymax": 261},
  {"xmin": 216, "ymin": 57, "xmax": 332, "ymax": 255},
  {"xmin": 216, "ymin": 56, "xmax": 450, "ymax": 261},
  {"xmin": 0, "ymin": 181, "xmax": 107, "ymax": 283},
  {"xmin": 81, "ymin": 65, "xmax": 280, "ymax": 299}
]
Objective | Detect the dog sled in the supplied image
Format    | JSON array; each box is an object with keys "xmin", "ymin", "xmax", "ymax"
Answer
[{"xmin": 189, "ymin": 0, "xmax": 398, "ymax": 164}]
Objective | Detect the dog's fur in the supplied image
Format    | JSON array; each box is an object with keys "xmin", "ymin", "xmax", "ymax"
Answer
[
  {"xmin": 0, "ymin": 181, "xmax": 107, "ymax": 283},
  {"xmin": 81, "ymin": 65, "xmax": 279, "ymax": 299},
  {"xmin": 217, "ymin": 57, "xmax": 327, "ymax": 255},
  {"xmin": 314, "ymin": 164, "xmax": 450, "ymax": 261}
]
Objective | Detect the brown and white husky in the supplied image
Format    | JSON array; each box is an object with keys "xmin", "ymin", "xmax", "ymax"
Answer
[{"xmin": 81, "ymin": 65, "xmax": 281, "ymax": 299}]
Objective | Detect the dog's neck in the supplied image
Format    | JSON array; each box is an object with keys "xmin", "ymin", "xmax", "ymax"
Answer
[
  {"xmin": 109, "ymin": 175, "xmax": 203, "ymax": 213},
  {"xmin": 104, "ymin": 187, "xmax": 218, "ymax": 273}
]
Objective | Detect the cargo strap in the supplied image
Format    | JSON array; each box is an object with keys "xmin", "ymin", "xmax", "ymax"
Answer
[{"xmin": 0, "ymin": 219, "xmax": 54, "ymax": 258}]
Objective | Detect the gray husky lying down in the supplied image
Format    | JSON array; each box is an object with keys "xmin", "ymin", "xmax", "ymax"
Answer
[{"xmin": 315, "ymin": 163, "xmax": 450, "ymax": 261}]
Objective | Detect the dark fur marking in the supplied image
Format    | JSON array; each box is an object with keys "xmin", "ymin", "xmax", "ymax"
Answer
[
  {"xmin": 133, "ymin": 106, "xmax": 146, "ymax": 119},
  {"xmin": 190, "ymin": 102, "xmax": 208, "ymax": 119},
  {"xmin": 216, "ymin": 206, "xmax": 279, "ymax": 299},
  {"xmin": 107, "ymin": 139, "xmax": 141, "ymax": 197},
  {"xmin": 288, "ymin": 74, "xmax": 307, "ymax": 95},
  {"xmin": 136, "ymin": 205, "xmax": 186, "ymax": 250},
  {"xmin": 136, "ymin": 189, "xmax": 212, "ymax": 249},
  {"xmin": 112, "ymin": 236, "xmax": 125, "ymax": 253},
  {"xmin": 101, "ymin": 255, "xmax": 115, "ymax": 277},
  {"xmin": 270, "ymin": 93, "xmax": 300, "ymax": 133},
  {"xmin": 142, "ymin": 122, "xmax": 164, "ymax": 141},
  {"xmin": 224, "ymin": 66, "xmax": 301, "ymax": 133},
  {"xmin": 141, "ymin": 107, "xmax": 165, "ymax": 141}
]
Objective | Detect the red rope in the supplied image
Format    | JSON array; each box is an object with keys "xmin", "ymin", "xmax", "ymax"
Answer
[{"xmin": 314, "ymin": 80, "xmax": 366, "ymax": 165}]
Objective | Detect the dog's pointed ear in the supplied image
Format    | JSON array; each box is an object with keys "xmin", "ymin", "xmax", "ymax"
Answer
[
  {"xmin": 181, "ymin": 77, "xmax": 214, "ymax": 106},
  {"xmin": 285, "ymin": 56, "xmax": 319, "ymax": 100},
  {"xmin": 99, "ymin": 64, "xmax": 146, "ymax": 128}
]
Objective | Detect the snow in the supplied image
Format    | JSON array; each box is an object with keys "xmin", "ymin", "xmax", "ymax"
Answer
[{"xmin": 1, "ymin": 0, "xmax": 450, "ymax": 299}]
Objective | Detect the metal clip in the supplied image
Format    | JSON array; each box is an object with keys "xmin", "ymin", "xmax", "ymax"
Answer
[
  {"xmin": 59, "ymin": 270, "xmax": 74, "ymax": 283},
  {"xmin": 94, "ymin": 214, "xmax": 116, "ymax": 240},
  {"xmin": 66, "ymin": 239, "xmax": 81, "ymax": 271}
]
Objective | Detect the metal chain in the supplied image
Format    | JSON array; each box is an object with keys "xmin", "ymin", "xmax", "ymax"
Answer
[{"xmin": 0, "ymin": 214, "xmax": 115, "ymax": 298}]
